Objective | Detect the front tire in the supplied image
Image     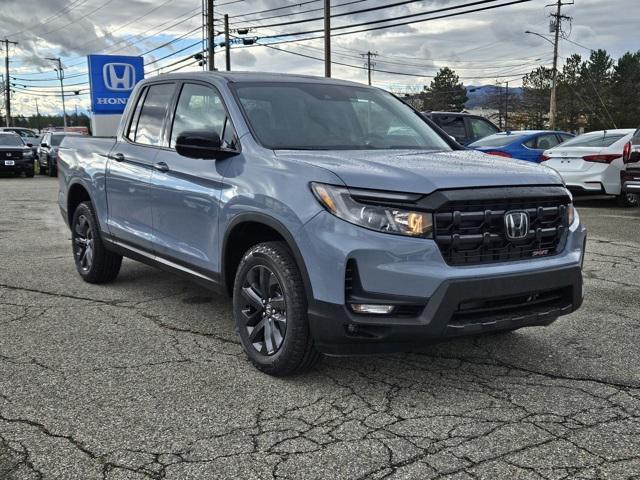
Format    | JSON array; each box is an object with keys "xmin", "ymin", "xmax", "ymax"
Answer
[
  {"xmin": 233, "ymin": 242, "xmax": 320, "ymax": 376},
  {"xmin": 71, "ymin": 201, "xmax": 122, "ymax": 283},
  {"xmin": 617, "ymin": 192, "xmax": 640, "ymax": 208}
]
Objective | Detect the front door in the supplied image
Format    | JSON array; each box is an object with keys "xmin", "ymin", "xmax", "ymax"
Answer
[{"xmin": 150, "ymin": 82, "xmax": 238, "ymax": 275}]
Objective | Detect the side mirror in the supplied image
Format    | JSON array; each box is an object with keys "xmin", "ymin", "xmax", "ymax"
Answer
[
  {"xmin": 26, "ymin": 143, "xmax": 33, "ymax": 148},
  {"xmin": 40, "ymin": 143, "xmax": 49, "ymax": 148},
  {"xmin": 175, "ymin": 130, "xmax": 235, "ymax": 159}
]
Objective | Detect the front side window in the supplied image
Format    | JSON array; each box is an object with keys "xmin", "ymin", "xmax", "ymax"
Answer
[
  {"xmin": 435, "ymin": 115, "xmax": 466, "ymax": 143},
  {"xmin": 134, "ymin": 83, "xmax": 175, "ymax": 146},
  {"xmin": 170, "ymin": 83, "xmax": 231, "ymax": 147},
  {"xmin": 0, "ymin": 134, "xmax": 24, "ymax": 147},
  {"xmin": 234, "ymin": 82, "xmax": 451, "ymax": 151}
]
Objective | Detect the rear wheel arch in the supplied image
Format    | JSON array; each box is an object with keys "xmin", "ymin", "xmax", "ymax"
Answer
[
  {"xmin": 67, "ymin": 182, "xmax": 92, "ymax": 227},
  {"xmin": 221, "ymin": 213, "xmax": 313, "ymax": 300}
]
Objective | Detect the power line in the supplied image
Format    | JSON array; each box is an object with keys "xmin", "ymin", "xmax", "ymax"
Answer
[{"xmin": 254, "ymin": 0, "xmax": 533, "ymax": 40}]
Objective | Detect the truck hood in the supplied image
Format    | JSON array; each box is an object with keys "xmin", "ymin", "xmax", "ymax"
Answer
[{"xmin": 274, "ymin": 149, "xmax": 563, "ymax": 194}]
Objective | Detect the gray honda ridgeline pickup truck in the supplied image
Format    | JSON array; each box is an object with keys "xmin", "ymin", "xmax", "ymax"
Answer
[{"xmin": 57, "ymin": 72, "xmax": 586, "ymax": 376}]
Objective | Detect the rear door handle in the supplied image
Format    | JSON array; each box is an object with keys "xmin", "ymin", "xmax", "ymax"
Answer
[
  {"xmin": 109, "ymin": 152, "xmax": 125, "ymax": 162},
  {"xmin": 154, "ymin": 161, "xmax": 169, "ymax": 172}
]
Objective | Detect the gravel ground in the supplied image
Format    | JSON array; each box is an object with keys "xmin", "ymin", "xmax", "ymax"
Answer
[{"xmin": 1, "ymin": 176, "xmax": 639, "ymax": 480}]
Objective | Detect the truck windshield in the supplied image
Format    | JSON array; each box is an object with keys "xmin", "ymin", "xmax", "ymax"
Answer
[
  {"xmin": 234, "ymin": 82, "xmax": 451, "ymax": 151},
  {"xmin": 0, "ymin": 135, "xmax": 24, "ymax": 147}
]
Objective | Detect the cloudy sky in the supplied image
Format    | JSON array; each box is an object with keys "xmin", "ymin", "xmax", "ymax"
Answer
[{"xmin": 1, "ymin": 0, "xmax": 636, "ymax": 116}]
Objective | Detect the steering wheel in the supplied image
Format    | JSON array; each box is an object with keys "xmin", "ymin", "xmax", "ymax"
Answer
[{"xmin": 364, "ymin": 133, "xmax": 386, "ymax": 147}]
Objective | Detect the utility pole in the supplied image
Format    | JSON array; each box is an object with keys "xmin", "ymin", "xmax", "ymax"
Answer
[
  {"xmin": 504, "ymin": 81, "xmax": 509, "ymax": 130},
  {"xmin": 224, "ymin": 14, "xmax": 230, "ymax": 71},
  {"xmin": 549, "ymin": 0, "xmax": 571, "ymax": 129},
  {"xmin": 2, "ymin": 39, "xmax": 18, "ymax": 127},
  {"xmin": 46, "ymin": 57, "xmax": 67, "ymax": 129},
  {"xmin": 35, "ymin": 98, "xmax": 41, "ymax": 133},
  {"xmin": 361, "ymin": 51, "xmax": 377, "ymax": 86},
  {"xmin": 324, "ymin": 0, "xmax": 331, "ymax": 77},
  {"xmin": 206, "ymin": 0, "xmax": 215, "ymax": 71}
]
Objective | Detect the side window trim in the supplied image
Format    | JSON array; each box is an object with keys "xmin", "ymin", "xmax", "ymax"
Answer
[
  {"xmin": 168, "ymin": 80, "xmax": 239, "ymax": 152},
  {"xmin": 126, "ymin": 86, "xmax": 148, "ymax": 142}
]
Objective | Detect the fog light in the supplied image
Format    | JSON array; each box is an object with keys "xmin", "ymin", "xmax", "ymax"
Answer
[{"xmin": 350, "ymin": 304, "xmax": 395, "ymax": 315}]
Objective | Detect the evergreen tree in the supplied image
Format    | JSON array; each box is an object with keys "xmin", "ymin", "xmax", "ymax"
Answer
[{"xmin": 421, "ymin": 67, "xmax": 468, "ymax": 111}]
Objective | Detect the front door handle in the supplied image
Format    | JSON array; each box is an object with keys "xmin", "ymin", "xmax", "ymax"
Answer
[
  {"xmin": 154, "ymin": 161, "xmax": 169, "ymax": 172},
  {"xmin": 109, "ymin": 152, "xmax": 125, "ymax": 162}
]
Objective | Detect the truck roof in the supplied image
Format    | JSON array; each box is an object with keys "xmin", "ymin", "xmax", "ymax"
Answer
[{"xmin": 145, "ymin": 71, "xmax": 367, "ymax": 87}]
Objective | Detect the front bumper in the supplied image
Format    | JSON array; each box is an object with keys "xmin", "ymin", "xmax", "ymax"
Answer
[
  {"xmin": 310, "ymin": 264, "xmax": 582, "ymax": 355},
  {"xmin": 550, "ymin": 162, "xmax": 622, "ymax": 195},
  {"xmin": 300, "ymin": 208, "xmax": 586, "ymax": 355},
  {"xmin": 0, "ymin": 158, "xmax": 34, "ymax": 173}
]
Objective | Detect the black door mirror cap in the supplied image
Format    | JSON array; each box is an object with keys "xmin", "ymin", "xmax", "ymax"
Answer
[
  {"xmin": 40, "ymin": 143, "xmax": 49, "ymax": 148},
  {"xmin": 175, "ymin": 130, "xmax": 237, "ymax": 160}
]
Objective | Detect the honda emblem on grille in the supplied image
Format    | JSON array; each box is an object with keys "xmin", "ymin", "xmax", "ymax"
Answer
[{"xmin": 504, "ymin": 211, "xmax": 529, "ymax": 240}]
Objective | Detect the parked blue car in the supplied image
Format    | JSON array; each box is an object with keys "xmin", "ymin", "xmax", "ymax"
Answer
[{"xmin": 469, "ymin": 130, "xmax": 574, "ymax": 162}]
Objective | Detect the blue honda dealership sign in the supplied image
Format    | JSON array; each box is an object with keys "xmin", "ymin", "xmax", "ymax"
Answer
[{"xmin": 88, "ymin": 54, "xmax": 144, "ymax": 114}]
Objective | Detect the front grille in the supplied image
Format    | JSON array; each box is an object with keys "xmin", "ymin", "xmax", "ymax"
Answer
[
  {"xmin": 434, "ymin": 195, "xmax": 569, "ymax": 266},
  {"xmin": 1, "ymin": 150, "xmax": 23, "ymax": 159}
]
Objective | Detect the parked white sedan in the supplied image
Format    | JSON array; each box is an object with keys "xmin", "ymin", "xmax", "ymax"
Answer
[{"xmin": 541, "ymin": 129, "xmax": 639, "ymax": 207}]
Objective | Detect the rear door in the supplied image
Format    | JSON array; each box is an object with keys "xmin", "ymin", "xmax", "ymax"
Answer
[
  {"xmin": 106, "ymin": 82, "xmax": 177, "ymax": 252},
  {"xmin": 150, "ymin": 81, "xmax": 238, "ymax": 275}
]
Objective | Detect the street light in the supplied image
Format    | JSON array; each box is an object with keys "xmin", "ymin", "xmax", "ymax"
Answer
[
  {"xmin": 45, "ymin": 57, "xmax": 67, "ymax": 129},
  {"xmin": 525, "ymin": 30, "xmax": 559, "ymax": 129}
]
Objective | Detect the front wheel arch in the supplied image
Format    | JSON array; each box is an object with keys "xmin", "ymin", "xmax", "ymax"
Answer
[{"xmin": 221, "ymin": 213, "xmax": 313, "ymax": 301}]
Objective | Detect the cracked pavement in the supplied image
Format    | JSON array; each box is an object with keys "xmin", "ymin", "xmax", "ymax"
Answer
[{"xmin": 1, "ymin": 177, "xmax": 639, "ymax": 479}]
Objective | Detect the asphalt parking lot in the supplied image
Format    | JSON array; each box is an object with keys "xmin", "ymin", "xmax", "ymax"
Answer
[{"xmin": 1, "ymin": 176, "xmax": 639, "ymax": 480}]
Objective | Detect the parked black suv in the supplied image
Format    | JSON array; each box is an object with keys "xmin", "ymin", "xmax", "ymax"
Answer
[{"xmin": 421, "ymin": 111, "xmax": 500, "ymax": 146}]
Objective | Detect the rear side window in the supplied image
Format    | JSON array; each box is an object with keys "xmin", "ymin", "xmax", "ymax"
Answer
[
  {"xmin": 560, "ymin": 132, "xmax": 627, "ymax": 148},
  {"xmin": 132, "ymin": 83, "xmax": 175, "ymax": 146},
  {"xmin": 533, "ymin": 134, "xmax": 561, "ymax": 150},
  {"xmin": 468, "ymin": 117, "xmax": 498, "ymax": 141}
]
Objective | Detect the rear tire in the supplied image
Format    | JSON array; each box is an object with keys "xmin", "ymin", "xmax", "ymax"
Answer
[
  {"xmin": 48, "ymin": 163, "xmax": 57, "ymax": 177},
  {"xmin": 71, "ymin": 201, "xmax": 122, "ymax": 283},
  {"xmin": 617, "ymin": 192, "xmax": 640, "ymax": 208},
  {"xmin": 233, "ymin": 241, "xmax": 320, "ymax": 376}
]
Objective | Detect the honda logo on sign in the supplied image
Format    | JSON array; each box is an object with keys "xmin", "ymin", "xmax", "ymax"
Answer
[
  {"xmin": 103, "ymin": 63, "xmax": 136, "ymax": 91},
  {"xmin": 504, "ymin": 211, "xmax": 529, "ymax": 240}
]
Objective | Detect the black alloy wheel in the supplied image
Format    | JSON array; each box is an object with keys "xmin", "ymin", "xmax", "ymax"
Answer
[
  {"xmin": 73, "ymin": 213, "xmax": 95, "ymax": 273},
  {"xmin": 240, "ymin": 264, "xmax": 287, "ymax": 355},
  {"xmin": 233, "ymin": 242, "xmax": 320, "ymax": 375},
  {"xmin": 71, "ymin": 201, "xmax": 122, "ymax": 283}
]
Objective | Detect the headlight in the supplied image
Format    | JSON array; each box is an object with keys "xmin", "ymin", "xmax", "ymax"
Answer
[
  {"xmin": 311, "ymin": 183, "xmax": 433, "ymax": 237},
  {"xmin": 22, "ymin": 151, "xmax": 32, "ymax": 158},
  {"xmin": 568, "ymin": 203, "xmax": 576, "ymax": 226}
]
